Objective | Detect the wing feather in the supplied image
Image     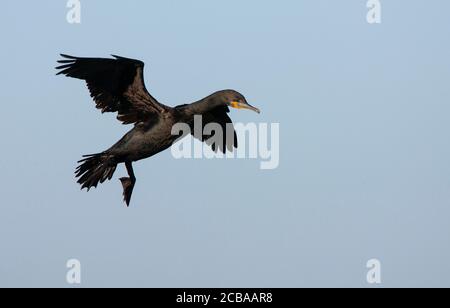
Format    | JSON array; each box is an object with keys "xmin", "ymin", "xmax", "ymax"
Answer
[
  {"xmin": 189, "ymin": 106, "xmax": 238, "ymax": 153},
  {"xmin": 56, "ymin": 54, "xmax": 168, "ymax": 124}
]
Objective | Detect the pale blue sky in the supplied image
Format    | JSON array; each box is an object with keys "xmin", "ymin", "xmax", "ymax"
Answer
[{"xmin": 1, "ymin": 1, "xmax": 450, "ymax": 287}]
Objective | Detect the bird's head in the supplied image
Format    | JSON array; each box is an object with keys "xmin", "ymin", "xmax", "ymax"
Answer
[{"xmin": 215, "ymin": 90, "xmax": 261, "ymax": 114}]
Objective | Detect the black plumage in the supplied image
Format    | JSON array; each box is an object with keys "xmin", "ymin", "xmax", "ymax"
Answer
[{"xmin": 56, "ymin": 54, "xmax": 260, "ymax": 206}]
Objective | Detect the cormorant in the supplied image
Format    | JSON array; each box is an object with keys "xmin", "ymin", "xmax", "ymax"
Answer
[{"xmin": 56, "ymin": 54, "xmax": 260, "ymax": 206}]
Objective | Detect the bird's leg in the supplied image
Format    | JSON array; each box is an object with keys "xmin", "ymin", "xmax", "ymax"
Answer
[{"xmin": 120, "ymin": 161, "xmax": 136, "ymax": 207}]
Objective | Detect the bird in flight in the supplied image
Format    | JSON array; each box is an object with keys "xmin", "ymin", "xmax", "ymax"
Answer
[{"xmin": 56, "ymin": 54, "xmax": 260, "ymax": 206}]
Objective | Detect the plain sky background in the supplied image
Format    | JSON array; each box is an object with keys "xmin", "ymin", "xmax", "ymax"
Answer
[{"xmin": 1, "ymin": 0, "xmax": 450, "ymax": 287}]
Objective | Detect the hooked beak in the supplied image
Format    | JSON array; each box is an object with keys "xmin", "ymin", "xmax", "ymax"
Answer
[{"xmin": 230, "ymin": 101, "xmax": 261, "ymax": 114}]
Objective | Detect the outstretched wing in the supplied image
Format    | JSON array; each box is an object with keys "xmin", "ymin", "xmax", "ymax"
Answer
[
  {"xmin": 56, "ymin": 54, "xmax": 168, "ymax": 124},
  {"xmin": 190, "ymin": 106, "xmax": 238, "ymax": 154}
]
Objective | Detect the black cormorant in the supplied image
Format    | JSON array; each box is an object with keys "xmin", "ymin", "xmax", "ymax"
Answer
[{"xmin": 56, "ymin": 54, "xmax": 260, "ymax": 206}]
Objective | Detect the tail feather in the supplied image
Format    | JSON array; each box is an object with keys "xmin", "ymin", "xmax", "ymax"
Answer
[{"xmin": 75, "ymin": 153, "xmax": 117, "ymax": 191}]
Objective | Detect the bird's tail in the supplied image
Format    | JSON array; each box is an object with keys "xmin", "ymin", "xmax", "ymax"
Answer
[{"xmin": 75, "ymin": 153, "xmax": 117, "ymax": 191}]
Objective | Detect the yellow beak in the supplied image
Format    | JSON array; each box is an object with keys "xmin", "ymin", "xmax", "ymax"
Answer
[{"xmin": 230, "ymin": 101, "xmax": 261, "ymax": 114}]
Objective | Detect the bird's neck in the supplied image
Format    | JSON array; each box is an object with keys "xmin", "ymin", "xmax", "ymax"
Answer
[{"xmin": 182, "ymin": 95, "xmax": 223, "ymax": 117}]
